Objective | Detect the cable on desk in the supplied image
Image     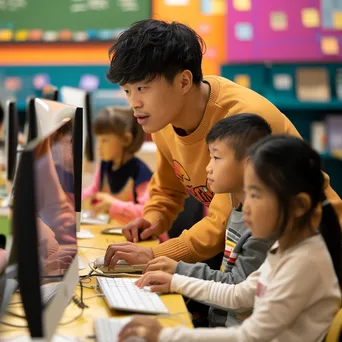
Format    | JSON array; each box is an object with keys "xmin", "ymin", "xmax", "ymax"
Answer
[
  {"xmin": 7, "ymin": 301, "xmax": 23, "ymax": 307},
  {"xmin": 72, "ymin": 280, "xmax": 88, "ymax": 310},
  {"xmin": 4, "ymin": 310, "xmax": 26, "ymax": 319},
  {"xmin": 58, "ymin": 308, "xmax": 85, "ymax": 326},
  {"xmin": 82, "ymin": 294, "xmax": 105, "ymax": 300},
  {"xmin": 0, "ymin": 320, "xmax": 28, "ymax": 328}
]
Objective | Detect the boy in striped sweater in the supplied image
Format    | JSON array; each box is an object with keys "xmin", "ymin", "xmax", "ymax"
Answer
[{"xmin": 144, "ymin": 114, "xmax": 274, "ymax": 327}]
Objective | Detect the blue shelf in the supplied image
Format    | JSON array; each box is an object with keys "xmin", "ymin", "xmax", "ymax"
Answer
[
  {"xmin": 265, "ymin": 95, "xmax": 342, "ymax": 111},
  {"xmin": 320, "ymin": 153, "xmax": 342, "ymax": 161}
]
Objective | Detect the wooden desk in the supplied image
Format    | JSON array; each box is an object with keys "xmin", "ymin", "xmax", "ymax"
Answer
[{"xmin": 0, "ymin": 224, "xmax": 193, "ymax": 340}]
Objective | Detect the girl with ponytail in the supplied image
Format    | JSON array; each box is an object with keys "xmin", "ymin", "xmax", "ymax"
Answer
[{"xmin": 118, "ymin": 135, "xmax": 341, "ymax": 342}]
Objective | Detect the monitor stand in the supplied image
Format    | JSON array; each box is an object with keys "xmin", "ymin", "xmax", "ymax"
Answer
[{"xmin": 75, "ymin": 212, "xmax": 94, "ymax": 239}]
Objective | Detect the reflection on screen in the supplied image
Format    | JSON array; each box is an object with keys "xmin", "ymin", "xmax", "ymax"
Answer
[{"xmin": 34, "ymin": 121, "xmax": 76, "ymax": 288}]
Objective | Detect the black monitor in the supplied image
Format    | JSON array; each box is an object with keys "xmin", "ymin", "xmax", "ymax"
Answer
[
  {"xmin": 25, "ymin": 96, "xmax": 38, "ymax": 143},
  {"xmin": 42, "ymin": 85, "xmax": 58, "ymax": 102},
  {"xmin": 60, "ymin": 87, "xmax": 95, "ymax": 162},
  {"xmin": 12, "ymin": 118, "xmax": 80, "ymax": 339}
]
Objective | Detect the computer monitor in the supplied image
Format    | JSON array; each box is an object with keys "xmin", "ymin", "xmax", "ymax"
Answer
[
  {"xmin": 25, "ymin": 96, "xmax": 38, "ymax": 143},
  {"xmin": 42, "ymin": 85, "xmax": 58, "ymax": 102},
  {"xmin": 60, "ymin": 86, "xmax": 95, "ymax": 162},
  {"xmin": 33, "ymin": 99, "xmax": 83, "ymax": 235},
  {"xmin": 12, "ymin": 119, "xmax": 80, "ymax": 340}
]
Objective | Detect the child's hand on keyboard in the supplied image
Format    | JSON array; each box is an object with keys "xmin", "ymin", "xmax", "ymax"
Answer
[
  {"xmin": 135, "ymin": 270, "xmax": 172, "ymax": 293},
  {"xmin": 118, "ymin": 316, "xmax": 162, "ymax": 342},
  {"xmin": 143, "ymin": 256, "xmax": 178, "ymax": 274}
]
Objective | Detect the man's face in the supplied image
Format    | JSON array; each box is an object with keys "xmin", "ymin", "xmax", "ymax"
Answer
[{"xmin": 121, "ymin": 75, "xmax": 185, "ymax": 134}]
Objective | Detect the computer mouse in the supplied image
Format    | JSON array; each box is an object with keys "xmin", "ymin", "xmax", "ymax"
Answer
[
  {"xmin": 94, "ymin": 256, "xmax": 129, "ymax": 268},
  {"xmin": 93, "ymin": 256, "xmax": 144, "ymax": 273}
]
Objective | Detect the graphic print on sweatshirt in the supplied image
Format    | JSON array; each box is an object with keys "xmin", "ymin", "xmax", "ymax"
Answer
[{"xmin": 173, "ymin": 160, "xmax": 214, "ymax": 207}]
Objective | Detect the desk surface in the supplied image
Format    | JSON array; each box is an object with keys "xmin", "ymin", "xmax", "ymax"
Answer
[{"xmin": 0, "ymin": 223, "xmax": 193, "ymax": 340}]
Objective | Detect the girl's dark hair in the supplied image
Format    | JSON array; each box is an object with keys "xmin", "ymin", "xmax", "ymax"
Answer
[
  {"xmin": 93, "ymin": 106, "xmax": 144, "ymax": 154},
  {"xmin": 107, "ymin": 19, "xmax": 205, "ymax": 85},
  {"xmin": 247, "ymin": 135, "xmax": 341, "ymax": 286}
]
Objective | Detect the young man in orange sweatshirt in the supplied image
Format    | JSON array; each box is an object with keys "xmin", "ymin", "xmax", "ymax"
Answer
[{"xmin": 103, "ymin": 19, "xmax": 342, "ymax": 268}]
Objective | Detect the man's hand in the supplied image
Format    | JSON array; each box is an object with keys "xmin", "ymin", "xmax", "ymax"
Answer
[
  {"xmin": 104, "ymin": 242, "xmax": 154, "ymax": 268},
  {"xmin": 91, "ymin": 192, "xmax": 113, "ymax": 214},
  {"xmin": 135, "ymin": 270, "xmax": 173, "ymax": 293},
  {"xmin": 144, "ymin": 256, "xmax": 178, "ymax": 274},
  {"xmin": 122, "ymin": 218, "xmax": 160, "ymax": 243}
]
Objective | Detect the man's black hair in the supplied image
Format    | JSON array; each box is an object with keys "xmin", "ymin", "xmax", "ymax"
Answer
[{"xmin": 107, "ymin": 19, "xmax": 205, "ymax": 85}]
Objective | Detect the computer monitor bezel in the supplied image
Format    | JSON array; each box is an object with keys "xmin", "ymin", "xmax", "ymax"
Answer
[
  {"xmin": 26, "ymin": 96, "xmax": 38, "ymax": 143},
  {"xmin": 4, "ymin": 100, "xmax": 18, "ymax": 183}
]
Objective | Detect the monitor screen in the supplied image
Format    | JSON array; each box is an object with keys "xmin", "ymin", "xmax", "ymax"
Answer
[
  {"xmin": 13, "ymin": 119, "xmax": 79, "ymax": 339},
  {"xmin": 33, "ymin": 98, "xmax": 83, "ymax": 231}
]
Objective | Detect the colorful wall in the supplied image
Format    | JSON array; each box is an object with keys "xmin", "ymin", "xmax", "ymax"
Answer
[
  {"xmin": 0, "ymin": 0, "xmax": 227, "ymax": 75},
  {"xmin": 153, "ymin": 0, "xmax": 226, "ymax": 75},
  {"xmin": 226, "ymin": 0, "xmax": 342, "ymax": 62}
]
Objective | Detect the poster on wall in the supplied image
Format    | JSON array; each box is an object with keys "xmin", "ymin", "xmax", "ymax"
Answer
[{"xmin": 226, "ymin": 0, "xmax": 342, "ymax": 62}]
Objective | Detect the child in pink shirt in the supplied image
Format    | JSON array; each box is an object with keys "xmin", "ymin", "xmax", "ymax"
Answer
[{"xmin": 82, "ymin": 106, "xmax": 152, "ymax": 224}]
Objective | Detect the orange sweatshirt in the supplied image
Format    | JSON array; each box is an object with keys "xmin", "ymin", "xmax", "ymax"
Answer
[{"xmin": 144, "ymin": 76, "xmax": 342, "ymax": 262}]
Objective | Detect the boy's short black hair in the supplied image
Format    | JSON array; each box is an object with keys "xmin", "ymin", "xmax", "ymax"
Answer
[
  {"xmin": 206, "ymin": 114, "xmax": 272, "ymax": 160},
  {"xmin": 107, "ymin": 19, "xmax": 205, "ymax": 85}
]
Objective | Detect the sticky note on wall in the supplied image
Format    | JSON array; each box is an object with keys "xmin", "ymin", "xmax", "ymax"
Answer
[
  {"xmin": 235, "ymin": 23, "xmax": 253, "ymax": 41},
  {"xmin": 302, "ymin": 8, "xmax": 320, "ymax": 28},
  {"xmin": 321, "ymin": 36, "xmax": 339, "ymax": 55},
  {"xmin": 270, "ymin": 12, "xmax": 288, "ymax": 31},
  {"xmin": 233, "ymin": 0, "xmax": 251, "ymax": 11},
  {"xmin": 333, "ymin": 11, "xmax": 342, "ymax": 30},
  {"xmin": 234, "ymin": 74, "xmax": 251, "ymax": 88},
  {"xmin": 201, "ymin": 0, "xmax": 226, "ymax": 15}
]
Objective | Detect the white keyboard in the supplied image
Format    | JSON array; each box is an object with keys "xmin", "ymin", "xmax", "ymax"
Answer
[
  {"xmin": 95, "ymin": 317, "xmax": 133, "ymax": 342},
  {"xmin": 97, "ymin": 277, "xmax": 168, "ymax": 314},
  {"xmin": 80, "ymin": 211, "xmax": 109, "ymax": 225}
]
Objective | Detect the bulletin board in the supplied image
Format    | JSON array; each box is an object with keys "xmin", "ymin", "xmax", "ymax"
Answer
[
  {"xmin": 153, "ymin": 0, "xmax": 227, "ymax": 75},
  {"xmin": 226, "ymin": 0, "xmax": 342, "ymax": 62},
  {"xmin": 0, "ymin": 0, "xmax": 151, "ymax": 42}
]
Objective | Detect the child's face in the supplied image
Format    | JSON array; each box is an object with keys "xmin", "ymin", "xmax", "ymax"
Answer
[
  {"xmin": 243, "ymin": 161, "xmax": 279, "ymax": 239},
  {"xmin": 121, "ymin": 75, "xmax": 185, "ymax": 134},
  {"xmin": 206, "ymin": 140, "xmax": 244, "ymax": 194},
  {"xmin": 96, "ymin": 134, "xmax": 125, "ymax": 163}
]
